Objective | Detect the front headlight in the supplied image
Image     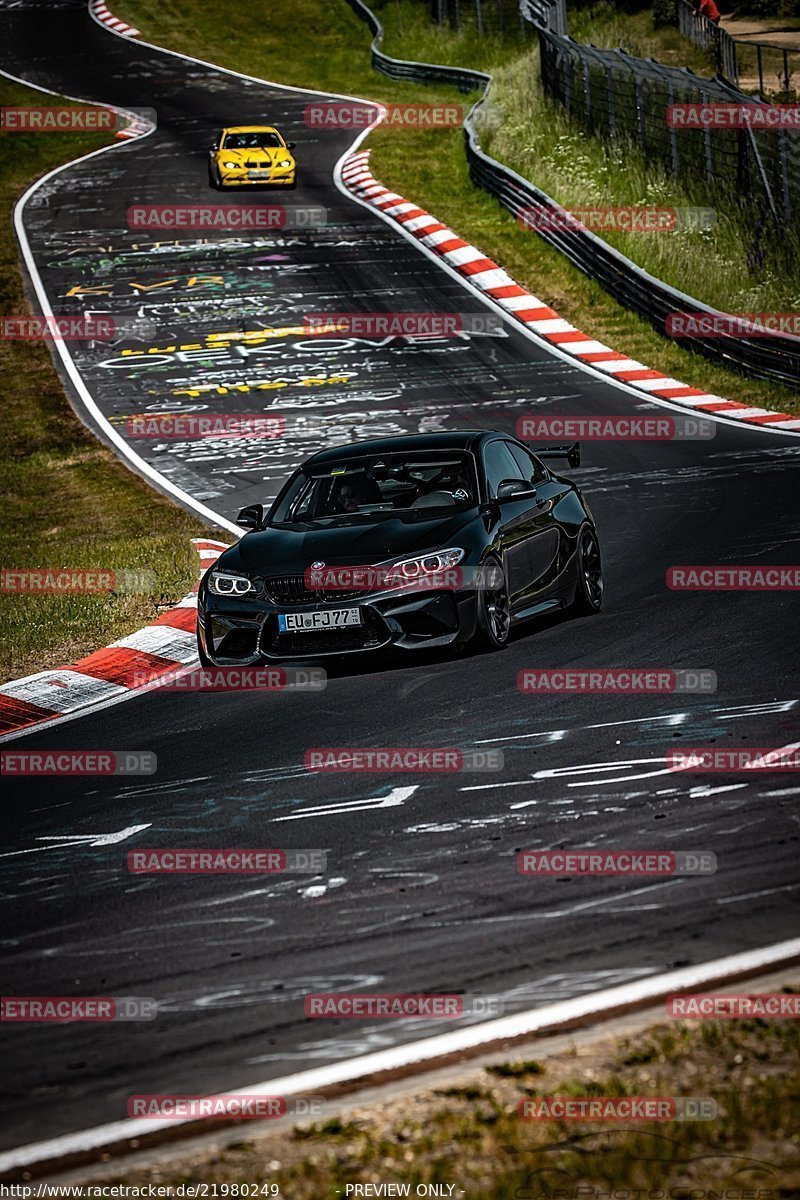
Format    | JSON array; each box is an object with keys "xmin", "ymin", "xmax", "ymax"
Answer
[
  {"xmin": 277, "ymin": 159, "xmax": 293, "ymax": 168},
  {"xmin": 381, "ymin": 547, "xmax": 465, "ymax": 588},
  {"xmin": 208, "ymin": 569, "xmax": 256, "ymax": 597},
  {"xmin": 223, "ymin": 161, "xmax": 238, "ymax": 169}
]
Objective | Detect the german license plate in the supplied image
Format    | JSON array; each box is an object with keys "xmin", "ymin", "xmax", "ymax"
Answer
[
  {"xmin": 278, "ymin": 609, "xmax": 363, "ymax": 633},
  {"xmin": 248, "ymin": 170, "xmax": 269, "ymax": 177}
]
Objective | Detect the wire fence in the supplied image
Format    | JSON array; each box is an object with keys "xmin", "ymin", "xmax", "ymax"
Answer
[
  {"xmin": 676, "ymin": 0, "xmax": 739, "ymax": 85},
  {"xmin": 537, "ymin": 27, "xmax": 800, "ymax": 227},
  {"xmin": 738, "ymin": 39, "xmax": 800, "ymax": 100},
  {"xmin": 344, "ymin": 0, "xmax": 800, "ymax": 388},
  {"xmin": 428, "ymin": 0, "xmax": 565, "ymax": 36}
]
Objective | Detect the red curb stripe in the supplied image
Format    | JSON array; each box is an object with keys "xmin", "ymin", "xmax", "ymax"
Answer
[
  {"xmin": 650, "ymin": 386, "xmax": 707, "ymax": 398},
  {"xmin": 152, "ymin": 607, "xmax": 197, "ymax": 633},
  {"xmin": 69, "ymin": 647, "xmax": 178, "ymax": 689},
  {"xmin": 747, "ymin": 412, "xmax": 800, "ymax": 424},
  {"xmin": 613, "ymin": 369, "xmax": 667, "ymax": 382},
  {"xmin": 486, "ymin": 285, "xmax": 529, "ymax": 299},
  {"xmin": 340, "ymin": 151, "xmax": 800, "ymax": 438},
  {"xmin": 414, "ymin": 222, "xmax": 448, "ymax": 238},
  {"xmin": 521, "ymin": 307, "xmax": 561, "ymax": 322},
  {"xmin": 0, "ymin": 694, "xmax": 60, "ymax": 735},
  {"xmin": 577, "ymin": 351, "xmax": 630, "ymax": 363},
  {"xmin": 460, "ymin": 258, "xmax": 498, "ymax": 276},
  {"xmin": 548, "ymin": 331, "xmax": 593, "ymax": 344},
  {"xmin": 396, "ymin": 208, "xmax": 427, "ymax": 223}
]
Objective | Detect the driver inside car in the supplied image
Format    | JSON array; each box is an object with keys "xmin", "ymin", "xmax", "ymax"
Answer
[{"xmin": 336, "ymin": 476, "xmax": 382, "ymax": 512}]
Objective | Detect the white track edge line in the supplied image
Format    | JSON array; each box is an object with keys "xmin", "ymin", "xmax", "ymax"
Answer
[
  {"xmin": 2, "ymin": 936, "xmax": 798, "ymax": 1174},
  {"xmin": 84, "ymin": 0, "xmax": 800, "ymax": 439},
  {"xmin": 0, "ymin": 67, "xmax": 242, "ymax": 536}
]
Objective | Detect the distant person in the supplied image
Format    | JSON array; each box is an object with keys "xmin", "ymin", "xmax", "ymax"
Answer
[{"xmin": 692, "ymin": 0, "xmax": 721, "ymax": 26}]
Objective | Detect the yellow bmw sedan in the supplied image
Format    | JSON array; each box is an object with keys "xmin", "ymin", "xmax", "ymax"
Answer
[{"xmin": 208, "ymin": 125, "xmax": 297, "ymax": 189}]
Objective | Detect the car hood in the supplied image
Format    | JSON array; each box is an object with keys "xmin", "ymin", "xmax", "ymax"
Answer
[
  {"xmin": 217, "ymin": 512, "xmax": 479, "ymax": 576},
  {"xmin": 218, "ymin": 147, "xmax": 291, "ymax": 164}
]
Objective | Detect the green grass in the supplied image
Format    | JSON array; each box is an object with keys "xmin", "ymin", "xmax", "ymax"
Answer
[
  {"xmin": 112, "ymin": 0, "xmax": 800, "ymax": 414},
  {"xmin": 0, "ymin": 80, "xmax": 209, "ymax": 682},
  {"xmin": 85, "ymin": 1014, "xmax": 800, "ymax": 1195},
  {"xmin": 482, "ymin": 51, "xmax": 800, "ymax": 313}
]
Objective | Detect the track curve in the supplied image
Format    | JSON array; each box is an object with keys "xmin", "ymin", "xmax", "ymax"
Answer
[{"xmin": 1, "ymin": 0, "xmax": 799, "ymax": 1157}]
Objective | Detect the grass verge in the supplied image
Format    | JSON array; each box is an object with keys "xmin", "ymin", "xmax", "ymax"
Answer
[
  {"xmin": 0, "ymin": 79, "xmax": 209, "ymax": 683},
  {"xmin": 87, "ymin": 1007, "xmax": 800, "ymax": 1194},
  {"xmin": 111, "ymin": 0, "xmax": 799, "ymax": 414}
]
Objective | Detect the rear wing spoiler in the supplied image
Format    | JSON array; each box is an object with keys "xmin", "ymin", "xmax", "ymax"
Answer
[{"xmin": 534, "ymin": 442, "xmax": 581, "ymax": 469}]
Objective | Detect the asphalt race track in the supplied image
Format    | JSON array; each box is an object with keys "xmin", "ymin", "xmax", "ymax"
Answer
[{"xmin": 1, "ymin": 0, "xmax": 799, "ymax": 1156}]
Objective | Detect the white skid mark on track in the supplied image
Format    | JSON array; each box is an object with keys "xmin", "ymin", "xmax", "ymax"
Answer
[
  {"xmin": 273, "ymin": 786, "xmax": 418, "ymax": 822},
  {"xmin": 0, "ymin": 824, "xmax": 151, "ymax": 859}
]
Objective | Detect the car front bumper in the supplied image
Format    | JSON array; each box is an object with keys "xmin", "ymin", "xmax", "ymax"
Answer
[
  {"xmin": 218, "ymin": 167, "xmax": 295, "ymax": 186},
  {"xmin": 198, "ymin": 586, "xmax": 478, "ymax": 664}
]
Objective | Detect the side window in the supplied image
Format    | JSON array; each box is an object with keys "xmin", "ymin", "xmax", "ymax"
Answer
[
  {"xmin": 505, "ymin": 441, "xmax": 546, "ymax": 484},
  {"xmin": 483, "ymin": 440, "xmax": 524, "ymax": 499}
]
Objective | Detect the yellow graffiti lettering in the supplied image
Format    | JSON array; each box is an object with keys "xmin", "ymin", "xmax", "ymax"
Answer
[
  {"xmin": 65, "ymin": 284, "xmax": 112, "ymax": 297},
  {"xmin": 129, "ymin": 279, "xmax": 180, "ymax": 292}
]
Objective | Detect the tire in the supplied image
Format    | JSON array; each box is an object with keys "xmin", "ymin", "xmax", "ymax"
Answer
[
  {"xmin": 572, "ymin": 524, "xmax": 603, "ymax": 614},
  {"xmin": 208, "ymin": 166, "xmax": 221, "ymax": 190},
  {"xmin": 286, "ymin": 175, "xmax": 298, "ymax": 190},
  {"xmin": 472, "ymin": 555, "xmax": 511, "ymax": 651}
]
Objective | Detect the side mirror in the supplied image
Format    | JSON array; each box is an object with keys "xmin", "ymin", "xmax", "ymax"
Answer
[
  {"xmin": 236, "ymin": 503, "xmax": 264, "ymax": 530},
  {"xmin": 496, "ymin": 478, "xmax": 537, "ymax": 501},
  {"xmin": 286, "ymin": 141, "xmax": 296, "ymax": 149}
]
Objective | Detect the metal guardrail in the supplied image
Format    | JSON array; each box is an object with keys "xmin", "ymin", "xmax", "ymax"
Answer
[
  {"xmin": 343, "ymin": 0, "xmax": 800, "ymax": 389},
  {"xmin": 740, "ymin": 38, "xmax": 800, "ymax": 100},
  {"xmin": 677, "ymin": 0, "xmax": 739, "ymax": 86},
  {"xmin": 346, "ymin": 0, "xmax": 489, "ymax": 92},
  {"xmin": 519, "ymin": 0, "xmax": 567, "ymax": 37}
]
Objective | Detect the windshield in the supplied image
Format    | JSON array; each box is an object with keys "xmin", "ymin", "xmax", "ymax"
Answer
[
  {"xmin": 269, "ymin": 452, "xmax": 477, "ymax": 528},
  {"xmin": 222, "ymin": 132, "xmax": 283, "ymax": 149}
]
